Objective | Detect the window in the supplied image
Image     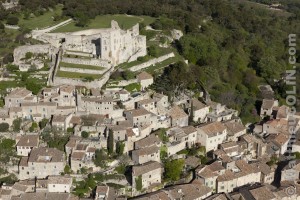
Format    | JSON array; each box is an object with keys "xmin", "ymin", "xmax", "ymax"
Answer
[{"xmin": 221, "ymin": 186, "xmax": 224, "ymax": 189}]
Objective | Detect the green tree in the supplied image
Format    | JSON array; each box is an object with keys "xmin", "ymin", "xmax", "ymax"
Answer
[
  {"xmin": 64, "ymin": 165, "xmax": 71, "ymax": 174},
  {"xmin": 148, "ymin": 45, "xmax": 158, "ymax": 57},
  {"xmin": 0, "ymin": 123, "xmax": 9, "ymax": 132},
  {"xmin": 107, "ymin": 129, "xmax": 114, "ymax": 154},
  {"xmin": 135, "ymin": 175, "xmax": 142, "ymax": 191},
  {"xmin": 164, "ymin": 159, "xmax": 184, "ymax": 182},
  {"xmin": 116, "ymin": 141, "xmax": 125, "ymax": 156},
  {"xmin": 158, "ymin": 129, "xmax": 168, "ymax": 143},
  {"xmin": 94, "ymin": 149, "xmax": 108, "ymax": 168},
  {"xmin": 81, "ymin": 131, "xmax": 89, "ymax": 138},
  {"xmin": 12, "ymin": 118, "xmax": 22, "ymax": 132},
  {"xmin": 39, "ymin": 118, "xmax": 48, "ymax": 129},
  {"xmin": 6, "ymin": 16, "xmax": 19, "ymax": 25}
]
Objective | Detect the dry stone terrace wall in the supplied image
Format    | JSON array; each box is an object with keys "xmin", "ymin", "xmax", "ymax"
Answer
[
  {"xmin": 108, "ymin": 79, "xmax": 138, "ymax": 87},
  {"xmin": 53, "ymin": 66, "xmax": 114, "ymax": 88},
  {"xmin": 59, "ymin": 67, "xmax": 105, "ymax": 74},
  {"xmin": 13, "ymin": 45, "xmax": 58, "ymax": 63},
  {"xmin": 61, "ymin": 57, "xmax": 111, "ymax": 69},
  {"xmin": 129, "ymin": 52, "xmax": 175, "ymax": 71}
]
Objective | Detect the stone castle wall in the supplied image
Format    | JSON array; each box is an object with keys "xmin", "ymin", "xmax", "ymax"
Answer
[{"xmin": 129, "ymin": 52, "xmax": 175, "ymax": 71}]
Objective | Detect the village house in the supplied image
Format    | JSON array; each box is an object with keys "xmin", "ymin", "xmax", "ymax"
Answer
[
  {"xmin": 131, "ymin": 145, "xmax": 160, "ymax": 164},
  {"xmin": 77, "ymin": 95, "xmax": 115, "ymax": 117},
  {"xmin": 136, "ymin": 99, "xmax": 157, "ymax": 114},
  {"xmin": 94, "ymin": 185, "xmax": 116, "ymax": 200},
  {"xmin": 4, "ymin": 88, "xmax": 35, "ymax": 108},
  {"xmin": 251, "ymin": 162, "xmax": 275, "ymax": 184},
  {"xmin": 132, "ymin": 161, "xmax": 162, "ymax": 193},
  {"xmin": 223, "ymin": 120, "xmax": 246, "ymax": 142},
  {"xmin": 124, "ymin": 108, "xmax": 152, "ymax": 127},
  {"xmin": 21, "ymin": 102, "xmax": 57, "ymax": 121},
  {"xmin": 239, "ymin": 134, "xmax": 267, "ymax": 159},
  {"xmin": 18, "ymin": 147, "xmax": 65, "ymax": 180},
  {"xmin": 168, "ymin": 105, "xmax": 189, "ymax": 127},
  {"xmin": 266, "ymin": 132, "xmax": 289, "ymax": 155},
  {"xmin": 281, "ymin": 160, "xmax": 300, "ymax": 182},
  {"xmin": 47, "ymin": 176, "xmax": 73, "ymax": 193},
  {"xmin": 188, "ymin": 98, "xmax": 210, "ymax": 123},
  {"xmin": 166, "ymin": 126, "xmax": 197, "ymax": 156},
  {"xmin": 152, "ymin": 93, "xmax": 169, "ymax": 115},
  {"xmin": 51, "ymin": 114, "xmax": 73, "ymax": 131},
  {"xmin": 196, "ymin": 161, "xmax": 225, "ymax": 190},
  {"xmin": 260, "ymin": 99, "xmax": 279, "ymax": 118},
  {"xmin": 206, "ymin": 101, "xmax": 238, "ymax": 122},
  {"xmin": 16, "ymin": 135, "xmax": 39, "ymax": 156},
  {"xmin": 69, "ymin": 143, "xmax": 96, "ymax": 172},
  {"xmin": 117, "ymin": 89, "xmax": 130, "ymax": 102},
  {"xmin": 197, "ymin": 121, "xmax": 227, "ymax": 152},
  {"xmin": 137, "ymin": 72, "xmax": 153, "ymax": 91}
]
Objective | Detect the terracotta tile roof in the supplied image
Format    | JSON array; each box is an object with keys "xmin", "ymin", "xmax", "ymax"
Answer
[
  {"xmin": 192, "ymin": 98, "xmax": 208, "ymax": 110},
  {"xmin": 16, "ymin": 135, "xmax": 39, "ymax": 147},
  {"xmin": 168, "ymin": 105, "xmax": 188, "ymax": 119},
  {"xmin": 261, "ymin": 99, "xmax": 276, "ymax": 110},
  {"xmin": 132, "ymin": 145, "xmax": 160, "ymax": 156},
  {"xmin": 198, "ymin": 122, "xmax": 226, "ymax": 137},
  {"xmin": 9, "ymin": 107, "xmax": 22, "ymax": 112},
  {"xmin": 249, "ymin": 186, "xmax": 276, "ymax": 200},
  {"xmin": 19, "ymin": 157, "xmax": 28, "ymax": 167},
  {"xmin": 185, "ymin": 156, "xmax": 200, "ymax": 168},
  {"xmin": 137, "ymin": 98, "xmax": 156, "ymax": 105},
  {"xmin": 52, "ymin": 115, "xmax": 67, "ymax": 123},
  {"xmin": 223, "ymin": 121, "xmax": 245, "ymax": 136},
  {"xmin": 135, "ymin": 134, "xmax": 161, "ymax": 149},
  {"xmin": 7, "ymin": 88, "xmax": 32, "ymax": 98},
  {"xmin": 126, "ymin": 108, "xmax": 151, "ymax": 117},
  {"xmin": 28, "ymin": 147, "xmax": 64, "ymax": 163},
  {"xmin": 182, "ymin": 126, "xmax": 197, "ymax": 134},
  {"xmin": 132, "ymin": 161, "xmax": 162, "ymax": 176},
  {"xmin": 71, "ymin": 152, "xmax": 85, "ymax": 160},
  {"xmin": 48, "ymin": 176, "xmax": 72, "ymax": 185},
  {"xmin": 59, "ymin": 85, "xmax": 75, "ymax": 94},
  {"xmin": 276, "ymin": 105, "xmax": 290, "ymax": 119},
  {"xmin": 217, "ymin": 170, "xmax": 235, "ymax": 182}
]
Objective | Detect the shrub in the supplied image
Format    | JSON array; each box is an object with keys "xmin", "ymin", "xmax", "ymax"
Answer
[
  {"xmin": 0, "ymin": 123, "xmax": 9, "ymax": 132},
  {"xmin": 81, "ymin": 131, "xmax": 89, "ymax": 138},
  {"xmin": 7, "ymin": 16, "xmax": 19, "ymax": 25}
]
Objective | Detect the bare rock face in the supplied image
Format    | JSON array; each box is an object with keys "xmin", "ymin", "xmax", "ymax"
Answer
[{"xmin": 171, "ymin": 29, "xmax": 183, "ymax": 40}]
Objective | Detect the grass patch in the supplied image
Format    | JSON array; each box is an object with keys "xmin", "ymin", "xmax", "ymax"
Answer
[
  {"xmin": 124, "ymin": 83, "xmax": 141, "ymax": 92},
  {"xmin": 60, "ymin": 62, "xmax": 105, "ymax": 71},
  {"xmin": 64, "ymin": 54, "xmax": 91, "ymax": 59},
  {"xmin": 56, "ymin": 71, "xmax": 103, "ymax": 79},
  {"xmin": 18, "ymin": 5, "xmax": 65, "ymax": 30},
  {"xmin": 52, "ymin": 15, "xmax": 154, "ymax": 33}
]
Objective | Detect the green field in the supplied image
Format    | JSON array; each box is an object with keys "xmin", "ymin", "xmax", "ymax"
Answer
[
  {"xmin": 60, "ymin": 62, "xmax": 105, "ymax": 71},
  {"xmin": 18, "ymin": 4, "xmax": 65, "ymax": 30},
  {"xmin": 56, "ymin": 71, "xmax": 103, "ymax": 79},
  {"xmin": 52, "ymin": 15, "xmax": 155, "ymax": 33}
]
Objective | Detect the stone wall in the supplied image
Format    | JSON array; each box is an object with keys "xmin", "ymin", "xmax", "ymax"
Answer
[
  {"xmin": 61, "ymin": 57, "xmax": 111, "ymax": 68},
  {"xmin": 60, "ymin": 67, "xmax": 105, "ymax": 74},
  {"xmin": 53, "ymin": 66, "xmax": 114, "ymax": 88},
  {"xmin": 108, "ymin": 79, "xmax": 137, "ymax": 87},
  {"xmin": 129, "ymin": 52, "xmax": 175, "ymax": 71}
]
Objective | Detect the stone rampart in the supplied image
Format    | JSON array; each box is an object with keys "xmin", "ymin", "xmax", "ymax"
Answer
[{"xmin": 61, "ymin": 57, "xmax": 111, "ymax": 68}]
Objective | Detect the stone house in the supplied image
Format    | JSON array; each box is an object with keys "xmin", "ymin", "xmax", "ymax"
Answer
[
  {"xmin": 47, "ymin": 176, "xmax": 73, "ymax": 193},
  {"xmin": 4, "ymin": 88, "xmax": 35, "ymax": 108},
  {"xmin": 77, "ymin": 95, "xmax": 114, "ymax": 117},
  {"xmin": 196, "ymin": 161, "xmax": 225, "ymax": 190},
  {"xmin": 57, "ymin": 85, "xmax": 76, "ymax": 106},
  {"xmin": 219, "ymin": 141, "xmax": 240, "ymax": 158},
  {"xmin": 166, "ymin": 126, "xmax": 197, "ymax": 156},
  {"xmin": 16, "ymin": 135, "xmax": 39, "ymax": 156},
  {"xmin": 69, "ymin": 143, "xmax": 96, "ymax": 172},
  {"xmin": 223, "ymin": 120, "xmax": 246, "ymax": 142},
  {"xmin": 260, "ymin": 99, "xmax": 279, "ymax": 118},
  {"xmin": 124, "ymin": 108, "xmax": 152, "ymax": 127},
  {"xmin": 263, "ymin": 118, "xmax": 288, "ymax": 134},
  {"xmin": 132, "ymin": 161, "xmax": 162, "ymax": 193},
  {"xmin": 136, "ymin": 99, "xmax": 157, "ymax": 114},
  {"xmin": 281, "ymin": 160, "xmax": 300, "ymax": 182},
  {"xmin": 131, "ymin": 145, "xmax": 160, "ymax": 164},
  {"xmin": 251, "ymin": 162, "xmax": 275, "ymax": 184},
  {"xmin": 206, "ymin": 101, "xmax": 238, "ymax": 122},
  {"xmin": 0, "ymin": 108, "xmax": 13, "ymax": 125},
  {"xmin": 118, "ymin": 89, "xmax": 130, "ymax": 102},
  {"xmin": 21, "ymin": 102, "xmax": 57, "ymax": 120},
  {"xmin": 168, "ymin": 105, "xmax": 189, "ymax": 127},
  {"xmin": 240, "ymin": 134, "xmax": 267, "ymax": 159},
  {"xmin": 189, "ymin": 98, "xmax": 210, "ymax": 123},
  {"xmin": 94, "ymin": 185, "xmax": 115, "ymax": 200},
  {"xmin": 152, "ymin": 93, "xmax": 169, "ymax": 115},
  {"xmin": 197, "ymin": 122, "xmax": 227, "ymax": 152},
  {"xmin": 51, "ymin": 114, "xmax": 73, "ymax": 131},
  {"xmin": 134, "ymin": 134, "xmax": 162, "ymax": 150},
  {"xmin": 137, "ymin": 72, "xmax": 153, "ymax": 90},
  {"xmin": 18, "ymin": 147, "xmax": 65, "ymax": 180}
]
